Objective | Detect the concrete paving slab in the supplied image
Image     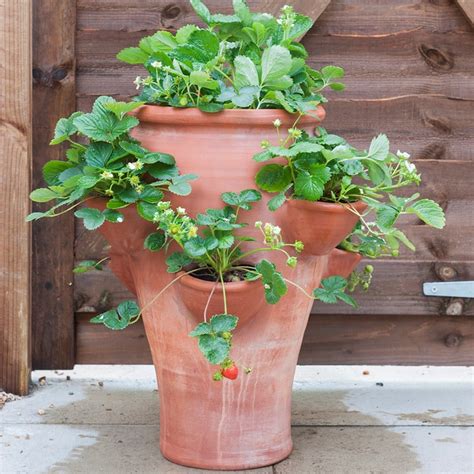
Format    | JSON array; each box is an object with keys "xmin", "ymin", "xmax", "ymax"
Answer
[
  {"xmin": 0, "ymin": 424, "xmax": 272, "ymax": 474},
  {"xmin": 274, "ymin": 426, "xmax": 474, "ymax": 474},
  {"xmin": 1, "ymin": 365, "xmax": 473, "ymax": 473}
]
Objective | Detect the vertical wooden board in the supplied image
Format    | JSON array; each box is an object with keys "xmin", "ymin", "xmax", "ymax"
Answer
[
  {"xmin": 0, "ymin": 0, "xmax": 32, "ymax": 395},
  {"xmin": 32, "ymin": 0, "xmax": 76, "ymax": 369}
]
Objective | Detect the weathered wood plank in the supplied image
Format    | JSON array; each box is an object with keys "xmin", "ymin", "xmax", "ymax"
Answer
[
  {"xmin": 73, "ymin": 259, "xmax": 474, "ymax": 317},
  {"xmin": 75, "ymin": 313, "xmax": 474, "ymax": 366},
  {"xmin": 77, "ymin": 0, "xmax": 471, "ymax": 34},
  {"xmin": 32, "ymin": 0, "xmax": 76, "ymax": 370},
  {"xmin": 0, "ymin": 0, "xmax": 32, "ymax": 395}
]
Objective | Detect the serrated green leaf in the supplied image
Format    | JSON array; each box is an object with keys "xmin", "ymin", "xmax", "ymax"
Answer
[
  {"xmin": 268, "ymin": 192, "xmax": 286, "ymax": 211},
  {"xmin": 294, "ymin": 166, "xmax": 331, "ymax": 201},
  {"xmin": 321, "ymin": 65, "xmax": 345, "ymax": 80},
  {"xmin": 376, "ymin": 204, "xmax": 400, "ymax": 230},
  {"xmin": 42, "ymin": 161, "xmax": 74, "ymax": 186},
  {"xmin": 189, "ymin": 71, "xmax": 219, "ymax": 90},
  {"xmin": 189, "ymin": 321, "xmax": 212, "ymax": 337},
  {"xmin": 261, "ymin": 45, "xmax": 292, "ymax": 84},
  {"xmin": 210, "ymin": 314, "xmax": 238, "ymax": 332},
  {"xmin": 198, "ymin": 335, "xmax": 230, "ymax": 364},
  {"xmin": 313, "ymin": 276, "xmax": 356, "ymax": 307},
  {"xmin": 255, "ymin": 164, "xmax": 292, "ymax": 193},
  {"xmin": 117, "ymin": 47, "xmax": 149, "ymax": 64},
  {"xmin": 166, "ymin": 251, "xmax": 192, "ymax": 273},
  {"xmin": 189, "ymin": 0, "xmax": 212, "ymax": 24},
  {"xmin": 30, "ymin": 188, "xmax": 59, "ymax": 203},
  {"xmin": 407, "ymin": 199, "xmax": 446, "ymax": 229},
  {"xmin": 368, "ymin": 134, "xmax": 390, "ymax": 161},
  {"xmin": 255, "ymin": 259, "xmax": 287, "ymax": 304},
  {"xmin": 104, "ymin": 101, "xmax": 144, "ymax": 119},
  {"xmin": 85, "ymin": 142, "xmax": 113, "ymax": 168},
  {"xmin": 74, "ymin": 207, "xmax": 105, "ymax": 230},
  {"xmin": 184, "ymin": 237, "xmax": 207, "ymax": 257},
  {"xmin": 103, "ymin": 209, "xmax": 124, "ymax": 223},
  {"xmin": 234, "ymin": 55, "xmax": 259, "ymax": 89},
  {"xmin": 144, "ymin": 231, "xmax": 166, "ymax": 251},
  {"xmin": 137, "ymin": 201, "xmax": 157, "ymax": 221}
]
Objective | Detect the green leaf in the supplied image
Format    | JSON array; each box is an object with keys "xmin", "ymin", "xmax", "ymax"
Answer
[
  {"xmin": 189, "ymin": 322, "xmax": 212, "ymax": 337},
  {"xmin": 42, "ymin": 161, "xmax": 74, "ymax": 186},
  {"xmin": 407, "ymin": 199, "xmax": 446, "ymax": 229},
  {"xmin": 261, "ymin": 45, "xmax": 292, "ymax": 84},
  {"xmin": 189, "ymin": 71, "xmax": 219, "ymax": 90},
  {"xmin": 197, "ymin": 102, "xmax": 224, "ymax": 113},
  {"xmin": 137, "ymin": 201, "xmax": 157, "ymax": 221},
  {"xmin": 73, "ymin": 97, "xmax": 139, "ymax": 143},
  {"xmin": 233, "ymin": 0, "xmax": 252, "ymax": 26},
  {"xmin": 221, "ymin": 188, "xmax": 261, "ymax": 210},
  {"xmin": 85, "ymin": 143, "xmax": 113, "ymax": 168},
  {"xmin": 104, "ymin": 101, "xmax": 144, "ymax": 119},
  {"xmin": 253, "ymin": 150, "xmax": 273, "ymax": 162},
  {"xmin": 313, "ymin": 276, "xmax": 357, "ymax": 307},
  {"xmin": 286, "ymin": 14, "xmax": 314, "ymax": 41},
  {"xmin": 74, "ymin": 207, "xmax": 105, "ymax": 230},
  {"xmin": 321, "ymin": 65, "xmax": 345, "ymax": 80},
  {"xmin": 77, "ymin": 175, "xmax": 100, "ymax": 189},
  {"xmin": 103, "ymin": 209, "xmax": 124, "ymax": 223},
  {"xmin": 50, "ymin": 112, "xmax": 82, "ymax": 145},
  {"xmin": 198, "ymin": 335, "xmax": 230, "ymax": 364},
  {"xmin": 166, "ymin": 252, "xmax": 192, "ymax": 273},
  {"xmin": 30, "ymin": 188, "xmax": 58, "ymax": 203},
  {"xmin": 176, "ymin": 25, "xmax": 198, "ymax": 44},
  {"xmin": 190, "ymin": 0, "xmax": 212, "ymax": 24},
  {"xmin": 342, "ymin": 159, "xmax": 364, "ymax": 176},
  {"xmin": 217, "ymin": 234, "xmax": 235, "ymax": 249},
  {"xmin": 255, "ymin": 259, "xmax": 287, "ymax": 304},
  {"xmin": 366, "ymin": 160, "xmax": 390, "ymax": 186},
  {"xmin": 90, "ymin": 300, "xmax": 139, "ymax": 330},
  {"xmin": 73, "ymin": 260, "xmax": 100, "ymax": 274},
  {"xmin": 329, "ymin": 82, "xmax": 345, "ymax": 91},
  {"xmin": 144, "ymin": 231, "xmax": 166, "ymax": 251},
  {"xmin": 294, "ymin": 166, "xmax": 331, "ymax": 201},
  {"xmin": 255, "ymin": 164, "xmax": 292, "ymax": 193},
  {"xmin": 376, "ymin": 204, "xmax": 400, "ymax": 230},
  {"xmin": 106, "ymin": 198, "xmax": 129, "ymax": 209},
  {"xmin": 168, "ymin": 174, "xmax": 197, "ymax": 196},
  {"xmin": 146, "ymin": 31, "xmax": 177, "ymax": 52},
  {"xmin": 272, "ymin": 142, "xmax": 323, "ymax": 157},
  {"xmin": 26, "ymin": 212, "xmax": 48, "ymax": 222},
  {"xmin": 210, "ymin": 314, "xmax": 238, "ymax": 332},
  {"xmin": 264, "ymin": 75, "xmax": 293, "ymax": 91},
  {"xmin": 141, "ymin": 152, "xmax": 175, "ymax": 165},
  {"xmin": 368, "ymin": 134, "xmax": 390, "ymax": 161},
  {"xmin": 117, "ymin": 47, "xmax": 149, "ymax": 64},
  {"xmin": 234, "ymin": 55, "xmax": 259, "ymax": 89},
  {"xmin": 184, "ymin": 237, "xmax": 207, "ymax": 257},
  {"xmin": 268, "ymin": 192, "xmax": 286, "ymax": 211}
]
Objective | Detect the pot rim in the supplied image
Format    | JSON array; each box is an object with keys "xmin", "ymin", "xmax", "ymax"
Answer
[
  {"xmin": 131, "ymin": 104, "xmax": 325, "ymax": 126},
  {"xmin": 178, "ymin": 271, "xmax": 260, "ymax": 294},
  {"xmin": 287, "ymin": 199, "xmax": 368, "ymax": 214}
]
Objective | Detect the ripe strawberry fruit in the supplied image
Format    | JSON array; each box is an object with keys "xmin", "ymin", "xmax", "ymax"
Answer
[{"xmin": 221, "ymin": 364, "xmax": 238, "ymax": 380}]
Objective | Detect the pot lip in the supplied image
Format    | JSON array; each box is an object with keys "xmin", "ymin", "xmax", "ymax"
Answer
[
  {"xmin": 178, "ymin": 271, "xmax": 259, "ymax": 293},
  {"xmin": 287, "ymin": 199, "xmax": 368, "ymax": 214},
  {"xmin": 131, "ymin": 104, "xmax": 325, "ymax": 126}
]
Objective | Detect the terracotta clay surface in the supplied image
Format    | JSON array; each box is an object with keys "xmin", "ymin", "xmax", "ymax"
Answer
[
  {"xmin": 284, "ymin": 199, "xmax": 368, "ymax": 256},
  {"xmin": 177, "ymin": 273, "xmax": 266, "ymax": 327},
  {"xmin": 93, "ymin": 106, "xmax": 362, "ymax": 470}
]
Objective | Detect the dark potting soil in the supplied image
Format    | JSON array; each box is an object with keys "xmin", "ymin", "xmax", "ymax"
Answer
[{"xmin": 189, "ymin": 266, "xmax": 255, "ymax": 283}]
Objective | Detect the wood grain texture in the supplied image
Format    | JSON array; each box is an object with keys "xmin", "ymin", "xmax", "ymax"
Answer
[
  {"xmin": 456, "ymin": 0, "xmax": 474, "ymax": 26},
  {"xmin": 31, "ymin": 0, "xmax": 76, "ymax": 370},
  {"xmin": 75, "ymin": 313, "xmax": 474, "ymax": 366},
  {"xmin": 0, "ymin": 0, "xmax": 32, "ymax": 395}
]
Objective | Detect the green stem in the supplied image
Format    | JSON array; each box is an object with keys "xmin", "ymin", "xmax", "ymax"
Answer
[{"xmin": 219, "ymin": 270, "xmax": 228, "ymax": 314}]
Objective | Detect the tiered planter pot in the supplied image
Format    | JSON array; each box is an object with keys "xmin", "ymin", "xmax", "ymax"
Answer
[{"xmin": 94, "ymin": 106, "xmax": 363, "ymax": 470}]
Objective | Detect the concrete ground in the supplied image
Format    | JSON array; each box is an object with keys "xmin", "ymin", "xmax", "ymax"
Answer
[{"xmin": 1, "ymin": 366, "xmax": 473, "ymax": 474}]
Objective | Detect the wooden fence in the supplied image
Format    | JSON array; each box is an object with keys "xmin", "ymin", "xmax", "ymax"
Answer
[{"xmin": 1, "ymin": 0, "xmax": 473, "ymax": 393}]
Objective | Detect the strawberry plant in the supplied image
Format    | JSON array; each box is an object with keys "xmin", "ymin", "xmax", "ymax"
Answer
[
  {"xmin": 118, "ymin": 1, "xmax": 344, "ymax": 113},
  {"xmin": 28, "ymin": 96, "xmax": 196, "ymax": 229},
  {"xmin": 254, "ymin": 124, "xmax": 446, "ymax": 258},
  {"xmin": 90, "ymin": 189, "xmax": 361, "ymax": 378}
]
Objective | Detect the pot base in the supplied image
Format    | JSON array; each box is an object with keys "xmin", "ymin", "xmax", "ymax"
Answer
[{"xmin": 161, "ymin": 440, "xmax": 293, "ymax": 471}]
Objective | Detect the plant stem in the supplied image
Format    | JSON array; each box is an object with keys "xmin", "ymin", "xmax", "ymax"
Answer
[{"xmin": 219, "ymin": 270, "xmax": 228, "ymax": 314}]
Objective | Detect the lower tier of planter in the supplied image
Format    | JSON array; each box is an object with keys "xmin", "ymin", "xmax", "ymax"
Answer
[{"xmin": 95, "ymin": 202, "xmax": 361, "ymax": 470}]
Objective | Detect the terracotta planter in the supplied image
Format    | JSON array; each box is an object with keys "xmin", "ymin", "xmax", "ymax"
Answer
[
  {"xmin": 178, "ymin": 272, "xmax": 265, "ymax": 327},
  {"xmin": 284, "ymin": 199, "xmax": 368, "ymax": 256},
  {"xmin": 93, "ymin": 106, "xmax": 362, "ymax": 470}
]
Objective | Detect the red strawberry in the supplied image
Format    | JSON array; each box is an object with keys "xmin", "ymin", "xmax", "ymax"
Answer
[{"xmin": 221, "ymin": 364, "xmax": 238, "ymax": 380}]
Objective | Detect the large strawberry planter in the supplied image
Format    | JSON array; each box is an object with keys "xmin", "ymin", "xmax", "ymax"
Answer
[{"xmin": 91, "ymin": 106, "xmax": 362, "ymax": 470}]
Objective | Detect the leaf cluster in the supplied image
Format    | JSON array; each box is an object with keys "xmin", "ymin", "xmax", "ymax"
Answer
[
  {"xmin": 254, "ymin": 126, "xmax": 446, "ymax": 258},
  {"xmin": 28, "ymin": 96, "xmax": 196, "ymax": 229},
  {"xmin": 118, "ymin": 1, "xmax": 344, "ymax": 112}
]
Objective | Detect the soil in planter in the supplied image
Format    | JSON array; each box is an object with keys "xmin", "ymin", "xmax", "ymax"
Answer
[{"xmin": 188, "ymin": 265, "xmax": 255, "ymax": 283}]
